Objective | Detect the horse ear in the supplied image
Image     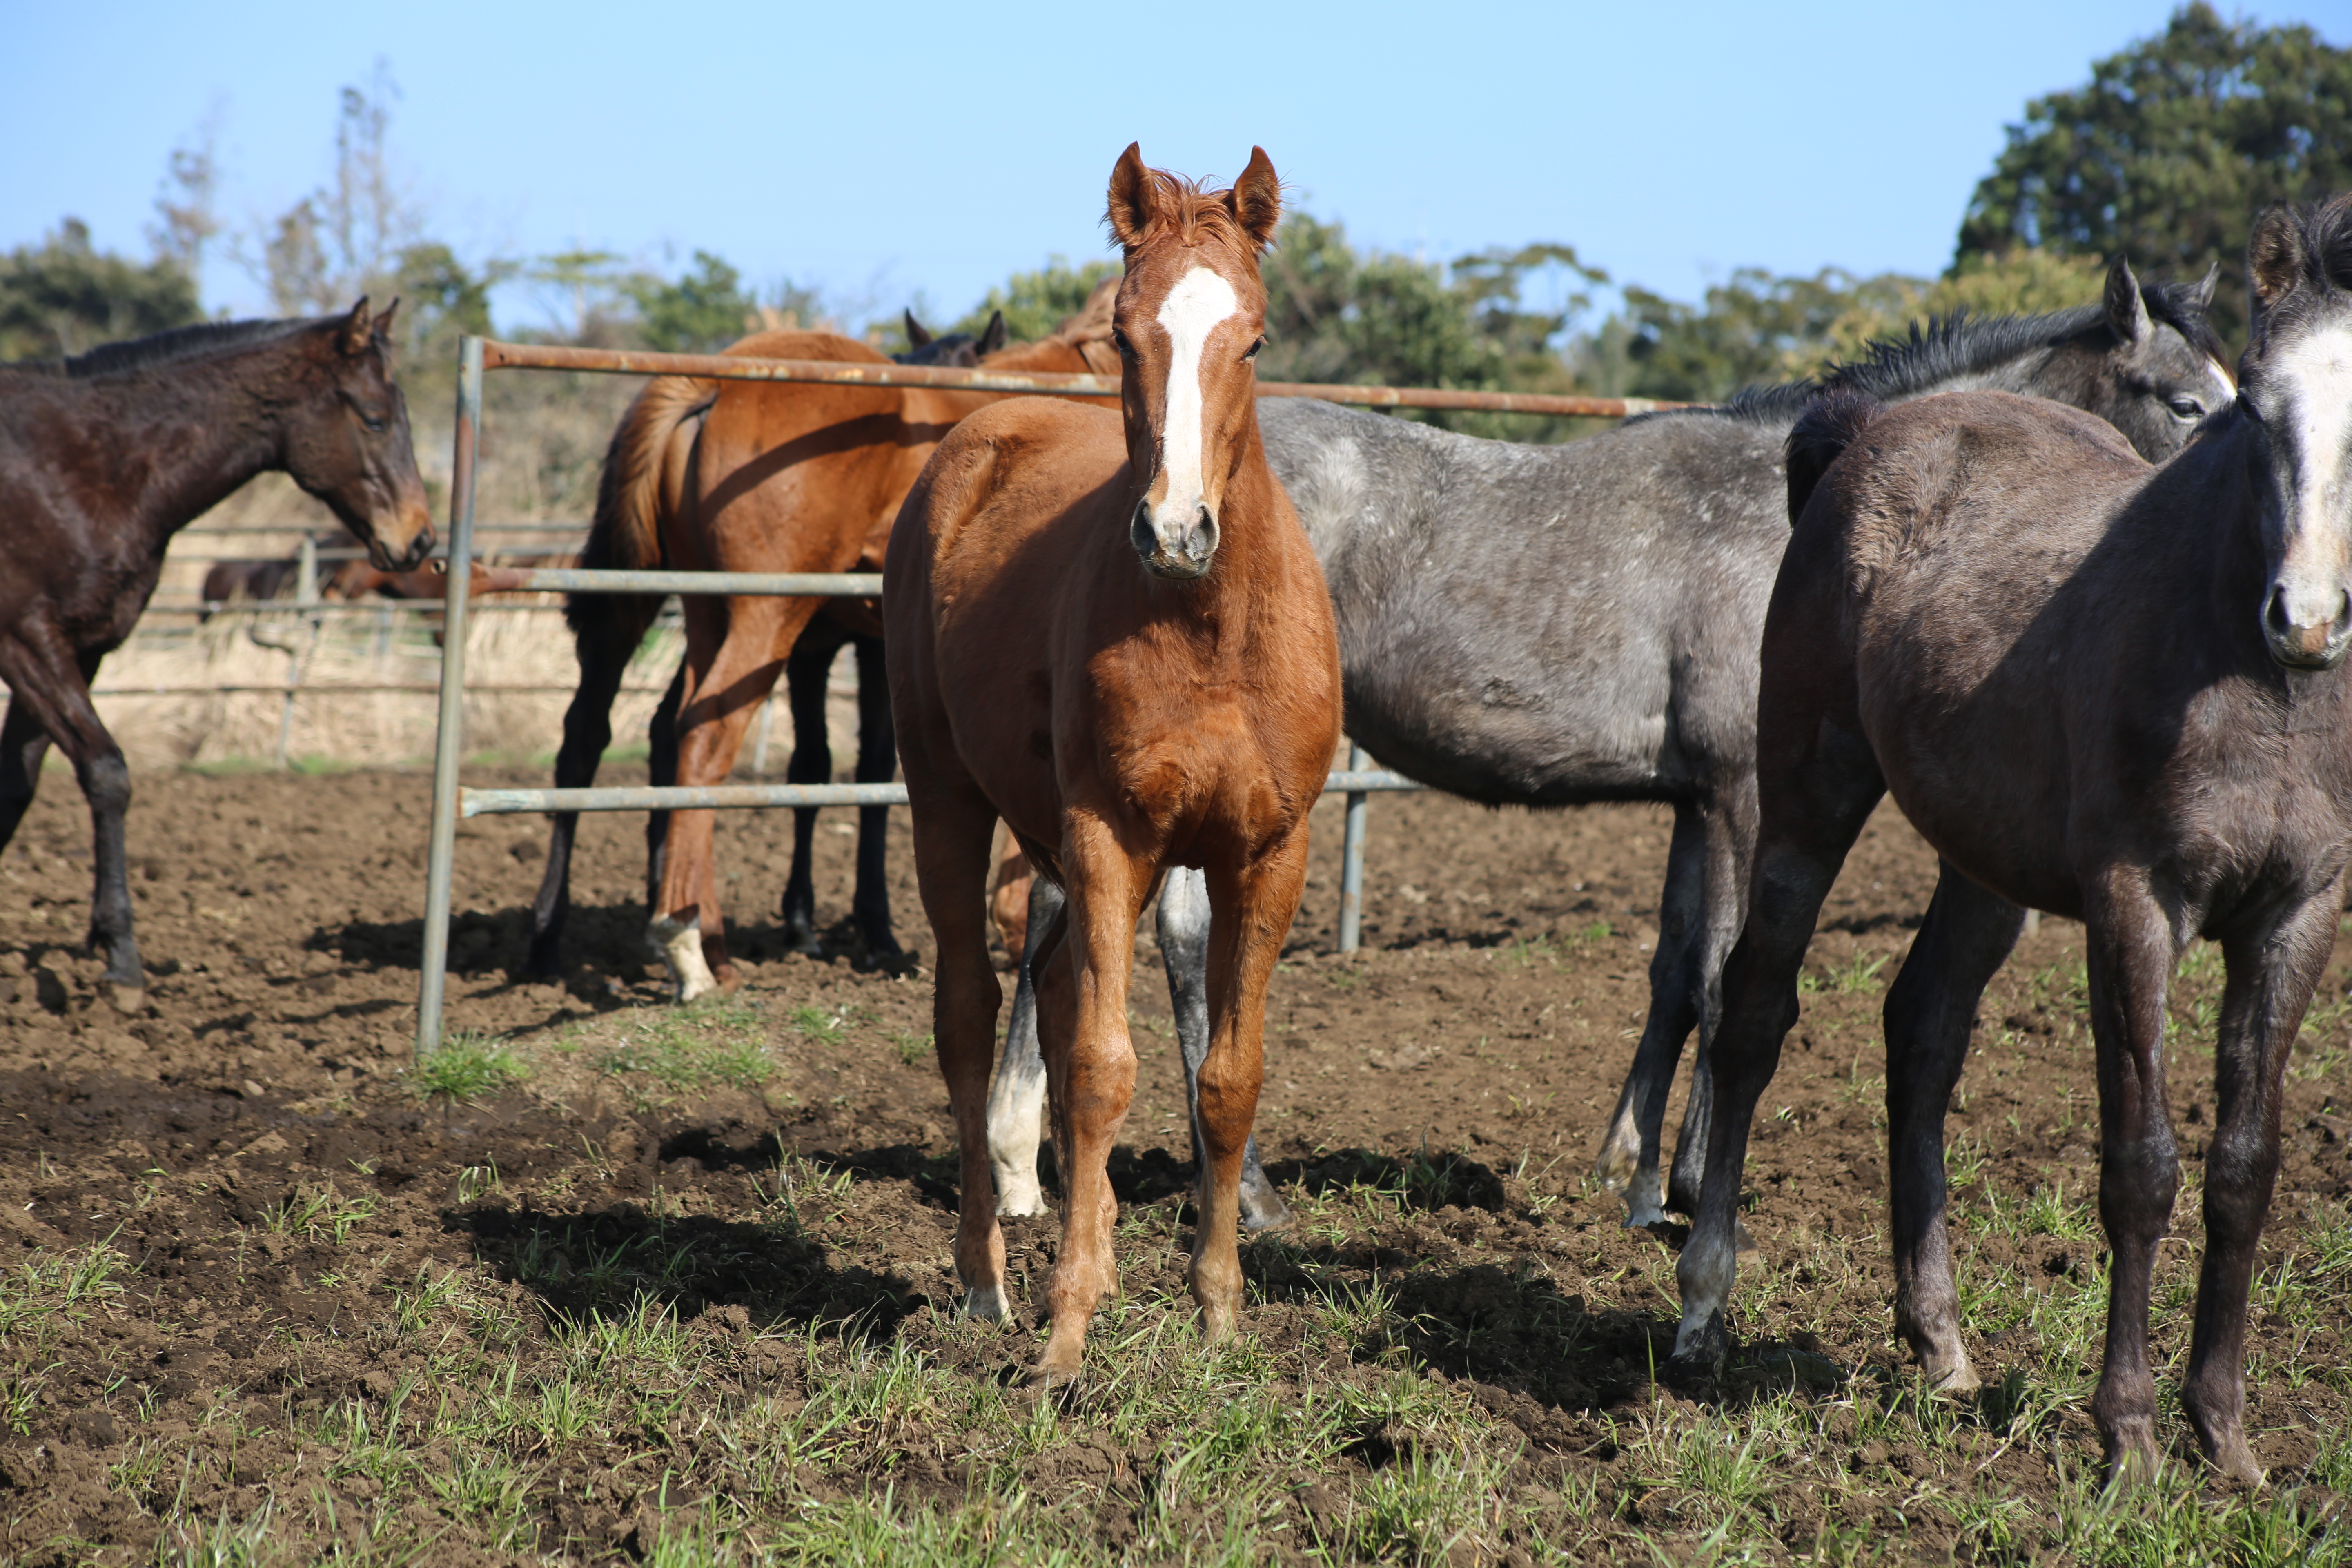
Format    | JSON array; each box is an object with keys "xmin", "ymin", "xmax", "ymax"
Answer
[
  {"xmin": 1229, "ymin": 146, "xmax": 1281, "ymax": 253},
  {"xmin": 2103, "ymin": 256, "xmax": 2149, "ymax": 344},
  {"xmin": 1106, "ymin": 142, "xmax": 1155, "ymax": 249},
  {"xmin": 980, "ymin": 310, "xmax": 1008, "ymax": 356},
  {"xmin": 2192, "ymin": 262, "xmax": 2219, "ymax": 309},
  {"xmin": 904, "ymin": 310, "xmax": 932, "ymax": 349},
  {"xmin": 2249, "ymin": 204, "xmax": 2308, "ymax": 316},
  {"xmin": 339, "ymin": 296, "xmax": 375, "ymax": 356}
]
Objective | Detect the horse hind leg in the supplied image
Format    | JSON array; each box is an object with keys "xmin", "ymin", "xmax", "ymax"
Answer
[
  {"xmin": 849, "ymin": 633, "xmax": 905, "ymax": 971},
  {"xmin": 527, "ymin": 610, "xmax": 653, "ymax": 978},
  {"xmin": 1883, "ymin": 864, "xmax": 2022, "ymax": 1394},
  {"xmin": 909, "ymin": 788, "xmax": 1012, "ymax": 1321},
  {"xmin": 779, "ymin": 619, "xmax": 846, "ymax": 956},
  {"xmin": 1159, "ymin": 866, "xmax": 1289, "ymax": 1229},
  {"xmin": 1595, "ymin": 800, "xmax": 1708, "ymax": 1227},
  {"xmin": 988, "ymin": 870, "xmax": 1065, "ymax": 1217},
  {"xmin": 0, "ymin": 697, "xmax": 54, "ymax": 855}
]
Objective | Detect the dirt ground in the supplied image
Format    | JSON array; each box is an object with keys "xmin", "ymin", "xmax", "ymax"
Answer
[{"xmin": 5, "ymin": 764, "xmax": 2352, "ymax": 1563}]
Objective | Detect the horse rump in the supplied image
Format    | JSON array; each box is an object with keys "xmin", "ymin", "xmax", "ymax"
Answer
[{"xmin": 1783, "ymin": 389, "xmax": 1884, "ymax": 524}]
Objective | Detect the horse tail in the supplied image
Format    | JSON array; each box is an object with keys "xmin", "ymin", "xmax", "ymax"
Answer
[
  {"xmin": 1784, "ymin": 388, "xmax": 1884, "ymax": 526},
  {"xmin": 568, "ymin": 373, "xmax": 716, "ymax": 643}
]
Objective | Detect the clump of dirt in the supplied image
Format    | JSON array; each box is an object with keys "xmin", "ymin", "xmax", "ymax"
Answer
[{"xmin": 1, "ymin": 766, "xmax": 2350, "ymax": 1562}]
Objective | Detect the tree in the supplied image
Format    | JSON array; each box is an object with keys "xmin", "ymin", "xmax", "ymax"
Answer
[
  {"xmin": 0, "ymin": 220, "xmax": 201, "ymax": 361},
  {"xmin": 953, "ymin": 256, "xmax": 1119, "ymax": 345},
  {"xmin": 625, "ymin": 250, "xmax": 757, "ymax": 353},
  {"xmin": 248, "ymin": 63, "xmax": 421, "ymax": 316},
  {"xmin": 1956, "ymin": 2, "xmax": 2352, "ymax": 344}
]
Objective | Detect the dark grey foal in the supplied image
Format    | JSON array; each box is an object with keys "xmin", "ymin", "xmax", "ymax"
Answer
[{"xmin": 1673, "ymin": 196, "xmax": 2352, "ymax": 1486}]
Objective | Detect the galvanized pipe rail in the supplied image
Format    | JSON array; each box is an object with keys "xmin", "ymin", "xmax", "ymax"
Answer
[{"xmin": 415, "ymin": 334, "xmax": 1677, "ymax": 1052}]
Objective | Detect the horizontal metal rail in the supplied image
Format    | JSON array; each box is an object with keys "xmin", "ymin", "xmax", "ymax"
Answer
[
  {"xmin": 84, "ymin": 682, "xmax": 673, "ymax": 697},
  {"xmin": 182, "ymin": 523, "xmax": 583, "ymax": 537},
  {"xmin": 145, "ymin": 600, "xmax": 582, "ymax": 617},
  {"xmin": 497, "ymin": 568, "xmax": 881, "ymax": 596},
  {"xmin": 480, "ymin": 339, "xmax": 1683, "ymax": 419},
  {"xmin": 460, "ymin": 769, "xmax": 1425, "ymax": 818}
]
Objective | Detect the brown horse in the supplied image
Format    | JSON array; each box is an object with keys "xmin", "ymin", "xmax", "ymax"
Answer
[
  {"xmin": 887, "ymin": 145, "xmax": 1340, "ymax": 1381},
  {"xmin": 0, "ymin": 301, "xmax": 432, "ymax": 1007},
  {"xmin": 527, "ymin": 305, "xmax": 1116, "ymax": 991},
  {"xmin": 1670, "ymin": 196, "xmax": 2352, "ymax": 1486}
]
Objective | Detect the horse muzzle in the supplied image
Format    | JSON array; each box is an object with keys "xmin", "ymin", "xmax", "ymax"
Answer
[
  {"xmin": 2262, "ymin": 581, "xmax": 2352, "ymax": 670},
  {"xmin": 368, "ymin": 505, "xmax": 436, "ymax": 572},
  {"xmin": 1131, "ymin": 497, "xmax": 1218, "ymax": 581}
]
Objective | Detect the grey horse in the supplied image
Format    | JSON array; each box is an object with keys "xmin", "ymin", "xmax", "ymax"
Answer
[{"xmin": 987, "ymin": 258, "xmax": 2233, "ymax": 1233}]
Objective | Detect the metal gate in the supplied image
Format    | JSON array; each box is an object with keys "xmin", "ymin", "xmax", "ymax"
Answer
[{"xmin": 416, "ymin": 334, "xmax": 1677, "ymax": 1050}]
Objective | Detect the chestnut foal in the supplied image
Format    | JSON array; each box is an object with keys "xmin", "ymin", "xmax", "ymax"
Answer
[{"xmin": 886, "ymin": 145, "xmax": 1339, "ymax": 1380}]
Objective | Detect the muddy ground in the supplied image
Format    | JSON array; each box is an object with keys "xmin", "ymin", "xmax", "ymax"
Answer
[{"xmin": 4, "ymin": 765, "xmax": 2352, "ymax": 1563}]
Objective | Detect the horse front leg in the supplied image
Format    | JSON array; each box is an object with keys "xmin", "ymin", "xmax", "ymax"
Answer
[
  {"xmin": 987, "ymin": 871, "xmax": 1064, "ymax": 1217},
  {"xmin": 1034, "ymin": 817, "xmax": 1142, "ymax": 1383},
  {"xmin": 2182, "ymin": 891, "xmax": 2338, "ymax": 1486},
  {"xmin": 1159, "ymin": 866, "xmax": 1288, "ymax": 1229},
  {"xmin": 1883, "ymin": 865, "xmax": 2022, "ymax": 1393},
  {"xmin": 1191, "ymin": 830, "xmax": 1310, "ymax": 1343},
  {"xmin": 2080, "ymin": 867, "xmax": 2185, "ymax": 1485}
]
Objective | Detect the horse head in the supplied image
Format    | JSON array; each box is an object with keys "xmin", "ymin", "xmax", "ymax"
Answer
[
  {"xmin": 285, "ymin": 298, "xmax": 434, "ymax": 572},
  {"xmin": 1104, "ymin": 143, "xmax": 1281, "ymax": 581},
  {"xmin": 895, "ymin": 309, "xmax": 1007, "ymax": 369},
  {"xmin": 2080, "ymin": 255, "xmax": 2237, "ymax": 463},
  {"xmin": 2243, "ymin": 195, "xmax": 2352, "ymax": 670}
]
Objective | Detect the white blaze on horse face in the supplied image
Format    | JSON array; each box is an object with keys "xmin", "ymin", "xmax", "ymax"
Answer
[
  {"xmin": 2271, "ymin": 321, "xmax": 2352, "ymax": 631},
  {"xmin": 1151, "ymin": 266, "xmax": 1243, "ymax": 528}
]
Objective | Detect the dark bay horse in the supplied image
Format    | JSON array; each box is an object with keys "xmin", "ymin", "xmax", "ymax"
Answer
[
  {"xmin": 525, "ymin": 307, "xmax": 1114, "ymax": 993},
  {"xmin": 888, "ymin": 145, "xmax": 1339, "ymax": 1381},
  {"xmin": 1670, "ymin": 196, "xmax": 2352, "ymax": 1487},
  {"xmin": 987, "ymin": 266, "xmax": 2233, "ymax": 1233},
  {"xmin": 0, "ymin": 301, "xmax": 432, "ymax": 1007}
]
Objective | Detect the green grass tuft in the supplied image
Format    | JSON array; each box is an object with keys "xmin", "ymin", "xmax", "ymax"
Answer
[{"xmin": 408, "ymin": 1030, "xmax": 529, "ymax": 1103}]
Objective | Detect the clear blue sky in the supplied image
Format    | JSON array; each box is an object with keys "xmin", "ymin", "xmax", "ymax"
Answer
[{"xmin": 7, "ymin": 0, "xmax": 2335, "ymax": 331}]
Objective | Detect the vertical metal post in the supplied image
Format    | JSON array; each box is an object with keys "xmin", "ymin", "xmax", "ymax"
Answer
[
  {"xmin": 274, "ymin": 534, "xmax": 319, "ymax": 769},
  {"xmin": 1337, "ymin": 741, "xmax": 1370, "ymax": 953},
  {"xmin": 416, "ymin": 336, "xmax": 483, "ymax": 1056}
]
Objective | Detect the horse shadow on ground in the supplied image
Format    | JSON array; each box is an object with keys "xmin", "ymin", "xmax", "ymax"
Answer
[
  {"xmin": 446, "ymin": 1197, "xmax": 923, "ymax": 1344},
  {"xmin": 321, "ymin": 900, "xmax": 905, "ymax": 1007}
]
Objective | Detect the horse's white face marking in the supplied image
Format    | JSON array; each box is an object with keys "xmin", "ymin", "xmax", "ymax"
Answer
[
  {"xmin": 1152, "ymin": 266, "xmax": 1243, "ymax": 520},
  {"xmin": 2265, "ymin": 321, "xmax": 2352, "ymax": 631}
]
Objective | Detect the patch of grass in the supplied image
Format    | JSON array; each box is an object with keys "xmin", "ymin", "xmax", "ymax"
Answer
[
  {"xmin": 408, "ymin": 1029, "xmax": 529, "ymax": 1104},
  {"xmin": 0, "ymin": 1235, "xmax": 127, "ymax": 1345},
  {"xmin": 788, "ymin": 1003, "xmax": 848, "ymax": 1045},
  {"xmin": 890, "ymin": 1030, "xmax": 933, "ymax": 1067},
  {"xmin": 592, "ymin": 996, "xmax": 773, "ymax": 1102},
  {"xmin": 256, "ymin": 1183, "xmax": 376, "ymax": 1243}
]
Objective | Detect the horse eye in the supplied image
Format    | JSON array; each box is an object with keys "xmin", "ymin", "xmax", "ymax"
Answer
[
  {"xmin": 1112, "ymin": 329, "xmax": 1136, "ymax": 359},
  {"xmin": 1243, "ymin": 337, "xmax": 1265, "ymax": 361},
  {"xmin": 2167, "ymin": 396, "xmax": 2203, "ymax": 420}
]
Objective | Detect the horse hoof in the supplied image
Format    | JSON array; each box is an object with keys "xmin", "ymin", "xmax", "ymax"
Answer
[
  {"xmin": 647, "ymin": 911, "xmax": 718, "ymax": 1002},
  {"xmin": 994, "ymin": 1174, "xmax": 1051, "ymax": 1219},
  {"xmin": 1623, "ymin": 1195, "xmax": 1668, "ymax": 1230},
  {"xmin": 106, "ymin": 984, "xmax": 147, "ymax": 1016},
  {"xmin": 962, "ymin": 1284, "xmax": 1008, "ymax": 1322},
  {"xmin": 1240, "ymin": 1185, "xmax": 1293, "ymax": 1232}
]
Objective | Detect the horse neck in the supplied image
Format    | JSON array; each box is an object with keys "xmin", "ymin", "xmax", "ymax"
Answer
[{"xmin": 83, "ymin": 349, "xmax": 301, "ymax": 550}]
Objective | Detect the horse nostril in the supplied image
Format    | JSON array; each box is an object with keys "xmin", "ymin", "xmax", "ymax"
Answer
[
  {"xmin": 2265, "ymin": 585, "xmax": 2294, "ymax": 639},
  {"xmin": 1130, "ymin": 499, "xmax": 1156, "ymax": 559}
]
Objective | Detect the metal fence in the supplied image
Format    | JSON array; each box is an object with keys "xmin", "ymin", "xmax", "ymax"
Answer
[{"xmin": 415, "ymin": 334, "xmax": 1678, "ymax": 1050}]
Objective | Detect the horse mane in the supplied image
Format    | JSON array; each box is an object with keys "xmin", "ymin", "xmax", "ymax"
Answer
[
  {"xmin": 1105, "ymin": 169, "xmax": 1254, "ymax": 255},
  {"xmin": 1712, "ymin": 283, "xmax": 2229, "ymax": 425},
  {"xmin": 5, "ymin": 316, "xmax": 321, "ymax": 380}
]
